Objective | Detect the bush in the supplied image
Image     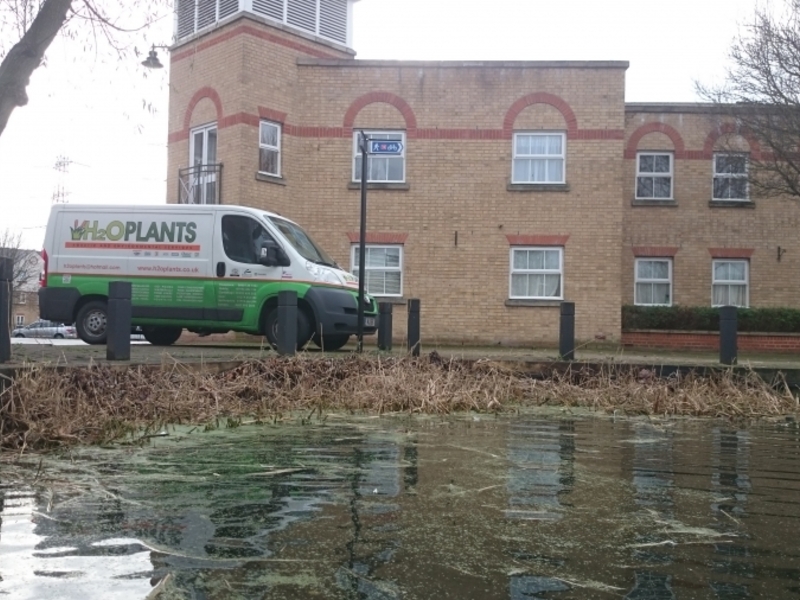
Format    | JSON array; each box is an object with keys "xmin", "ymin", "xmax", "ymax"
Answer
[{"xmin": 622, "ymin": 305, "xmax": 800, "ymax": 333}]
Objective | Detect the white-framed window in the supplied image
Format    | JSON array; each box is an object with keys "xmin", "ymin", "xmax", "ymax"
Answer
[
  {"xmin": 634, "ymin": 258, "xmax": 672, "ymax": 306},
  {"xmin": 351, "ymin": 245, "xmax": 403, "ymax": 297},
  {"xmin": 509, "ymin": 247, "xmax": 563, "ymax": 300},
  {"xmin": 713, "ymin": 153, "xmax": 749, "ymax": 200},
  {"xmin": 712, "ymin": 260, "xmax": 749, "ymax": 307},
  {"xmin": 258, "ymin": 121, "xmax": 281, "ymax": 177},
  {"xmin": 14, "ymin": 315, "xmax": 24, "ymax": 326},
  {"xmin": 512, "ymin": 132, "xmax": 566, "ymax": 184},
  {"xmin": 636, "ymin": 152, "xmax": 673, "ymax": 199},
  {"xmin": 353, "ymin": 131, "xmax": 406, "ymax": 183}
]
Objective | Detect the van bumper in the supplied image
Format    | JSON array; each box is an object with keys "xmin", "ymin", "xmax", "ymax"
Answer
[
  {"xmin": 39, "ymin": 287, "xmax": 81, "ymax": 324},
  {"xmin": 305, "ymin": 287, "xmax": 378, "ymax": 336}
]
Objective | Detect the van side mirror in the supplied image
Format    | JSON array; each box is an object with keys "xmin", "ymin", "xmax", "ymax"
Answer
[{"xmin": 259, "ymin": 240, "xmax": 290, "ymax": 267}]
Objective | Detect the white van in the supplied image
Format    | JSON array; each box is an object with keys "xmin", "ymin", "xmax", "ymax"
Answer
[{"xmin": 38, "ymin": 204, "xmax": 378, "ymax": 349}]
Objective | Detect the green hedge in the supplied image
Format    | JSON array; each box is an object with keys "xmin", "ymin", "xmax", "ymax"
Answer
[{"xmin": 622, "ymin": 305, "xmax": 800, "ymax": 333}]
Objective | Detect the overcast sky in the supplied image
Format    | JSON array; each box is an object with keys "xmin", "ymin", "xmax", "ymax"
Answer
[{"xmin": 0, "ymin": 0, "xmax": 759, "ymax": 249}]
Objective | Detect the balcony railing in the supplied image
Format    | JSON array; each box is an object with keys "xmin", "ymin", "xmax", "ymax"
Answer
[{"xmin": 178, "ymin": 163, "xmax": 223, "ymax": 205}]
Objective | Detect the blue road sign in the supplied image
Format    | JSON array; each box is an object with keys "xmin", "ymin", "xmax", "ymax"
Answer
[{"xmin": 369, "ymin": 140, "xmax": 403, "ymax": 154}]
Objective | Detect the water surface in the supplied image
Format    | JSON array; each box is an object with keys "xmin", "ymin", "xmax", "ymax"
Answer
[{"xmin": 1, "ymin": 412, "xmax": 799, "ymax": 599}]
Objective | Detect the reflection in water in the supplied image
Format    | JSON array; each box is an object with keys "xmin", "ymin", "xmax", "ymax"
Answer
[
  {"xmin": 625, "ymin": 423, "xmax": 675, "ymax": 600},
  {"xmin": 505, "ymin": 420, "xmax": 574, "ymax": 522},
  {"xmin": 710, "ymin": 429, "xmax": 752, "ymax": 599},
  {"xmin": 0, "ymin": 487, "xmax": 154, "ymax": 599},
  {"xmin": 1, "ymin": 417, "xmax": 800, "ymax": 599}
]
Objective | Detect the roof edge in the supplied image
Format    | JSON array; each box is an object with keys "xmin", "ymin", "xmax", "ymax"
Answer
[{"xmin": 297, "ymin": 58, "xmax": 630, "ymax": 69}]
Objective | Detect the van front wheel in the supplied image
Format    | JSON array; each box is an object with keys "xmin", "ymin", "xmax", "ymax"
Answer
[
  {"xmin": 264, "ymin": 307, "xmax": 313, "ymax": 351},
  {"xmin": 75, "ymin": 300, "xmax": 108, "ymax": 345},
  {"xmin": 142, "ymin": 326, "xmax": 183, "ymax": 346},
  {"xmin": 312, "ymin": 334, "xmax": 350, "ymax": 352}
]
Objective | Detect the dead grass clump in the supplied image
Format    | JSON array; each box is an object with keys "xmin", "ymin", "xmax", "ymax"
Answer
[{"xmin": 1, "ymin": 354, "xmax": 797, "ymax": 451}]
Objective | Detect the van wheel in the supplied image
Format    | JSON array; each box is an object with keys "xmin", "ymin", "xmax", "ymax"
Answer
[
  {"xmin": 54, "ymin": 334, "xmax": 64, "ymax": 339},
  {"xmin": 142, "ymin": 326, "xmax": 183, "ymax": 346},
  {"xmin": 312, "ymin": 334, "xmax": 350, "ymax": 352},
  {"xmin": 75, "ymin": 300, "xmax": 108, "ymax": 345},
  {"xmin": 264, "ymin": 307, "xmax": 313, "ymax": 351}
]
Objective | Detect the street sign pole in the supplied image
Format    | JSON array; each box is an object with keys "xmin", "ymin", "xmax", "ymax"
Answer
[{"xmin": 356, "ymin": 131, "xmax": 369, "ymax": 353}]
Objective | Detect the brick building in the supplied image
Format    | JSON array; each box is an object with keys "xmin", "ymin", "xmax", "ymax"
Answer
[{"xmin": 165, "ymin": 1, "xmax": 799, "ymax": 346}]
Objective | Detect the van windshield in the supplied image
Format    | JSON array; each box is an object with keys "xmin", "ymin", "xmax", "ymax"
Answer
[{"xmin": 267, "ymin": 216, "xmax": 337, "ymax": 268}]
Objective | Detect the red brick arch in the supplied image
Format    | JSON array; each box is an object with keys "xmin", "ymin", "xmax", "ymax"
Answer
[
  {"xmin": 703, "ymin": 123, "xmax": 762, "ymax": 160},
  {"xmin": 343, "ymin": 91, "xmax": 417, "ymax": 131},
  {"xmin": 183, "ymin": 86, "xmax": 224, "ymax": 132},
  {"xmin": 625, "ymin": 122, "xmax": 686, "ymax": 159},
  {"xmin": 503, "ymin": 93, "xmax": 578, "ymax": 138}
]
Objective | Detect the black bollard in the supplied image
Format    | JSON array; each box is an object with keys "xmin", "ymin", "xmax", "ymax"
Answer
[
  {"xmin": 277, "ymin": 290, "xmax": 297, "ymax": 356},
  {"xmin": 407, "ymin": 298, "xmax": 420, "ymax": 357},
  {"xmin": 0, "ymin": 257, "xmax": 11, "ymax": 364},
  {"xmin": 719, "ymin": 305, "xmax": 738, "ymax": 365},
  {"xmin": 107, "ymin": 281, "xmax": 132, "ymax": 361},
  {"xmin": 378, "ymin": 302, "xmax": 393, "ymax": 351},
  {"xmin": 559, "ymin": 301, "xmax": 575, "ymax": 361}
]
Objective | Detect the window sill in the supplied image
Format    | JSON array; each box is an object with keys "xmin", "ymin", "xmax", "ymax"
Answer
[
  {"xmin": 347, "ymin": 182, "xmax": 410, "ymax": 191},
  {"xmin": 507, "ymin": 183, "xmax": 570, "ymax": 192},
  {"xmin": 631, "ymin": 199, "xmax": 677, "ymax": 207},
  {"xmin": 505, "ymin": 299, "xmax": 563, "ymax": 307},
  {"xmin": 373, "ymin": 297, "xmax": 406, "ymax": 305},
  {"xmin": 256, "ymin": 173, "xmax": 286, "ymax": 186},
  {"xmin": 709, "ymin": 200, "xmax": 755, "ymax": 209}
]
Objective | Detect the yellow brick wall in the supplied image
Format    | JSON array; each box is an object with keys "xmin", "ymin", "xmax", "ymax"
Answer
[{"xmin": 623, "ymin": 110, "xmax": 800, "ymax": 308}]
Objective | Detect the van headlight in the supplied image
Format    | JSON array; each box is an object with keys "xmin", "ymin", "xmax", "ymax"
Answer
[{"xmin": 306, "ymin": 261, "xmax": 344, "ymax": 285}]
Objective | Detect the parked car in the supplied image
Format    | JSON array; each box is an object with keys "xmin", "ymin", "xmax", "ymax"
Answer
[{"xmin": 12, "ymin": 320, "xmax": 77, "ymax": 339}]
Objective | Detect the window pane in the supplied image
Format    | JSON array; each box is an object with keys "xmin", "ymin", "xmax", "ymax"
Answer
[
  {"xmin": 513, "ymin": 159, "xmax": 530, "ymax": 182},
  {"xmin": 547, "ymin": 135, "xmax": 562, "ymax": 155},
  {"xmin": 653, "ymin": 177, "xmax": 671, "ymax": 198},
  {"xmin": 366, "ymin": 247, "xmax": 387, "ymax": 268},
  {"xmin": 529, "ymin": 250, "xmax": 544, "ymax": 270},
  {"xmin": 639, "ymin": 155, "xmax": 654, "ymax": 173},
  {"xmin": 654, "ymin": 155, "xmax": 670, "ymax": 173},
  {"xmin": 259, "ymin": 148, "xmax": 278, "ymax": 175},
  {"xmin": 384, "ymin": 272, "xmax": 402, "ymax": 295},
  {"xmin": 548, "ymin": 159, "xmax": 563, "ymax": 182},
  {"xmin": 730, "ymin": 178, "xmax": 748, "ymax": 199},
  {"xmin": 636, "ymin": 283, "xmax": 654, "ymax": 305},
  {"xmin": 650, "ymin": 261, "xmax": 669, "ymax": 279},
  {"xmin": 637, "ymin": 177, "xmax": 654, "ymax": 198},
  {"xmin": 387, "ymin": 157, "xmax": 403, "ymax": 181},
  {"xmin": 513, "ymin": 250, "xmax": 528, "ymax": 270},
  {"xmin": 260, "ymin": 123, "xmax": 278, "ymax": 147},
  {"xmin": 729, "ymin": 284, "xmax": 747, "ymax": 306},
  {"xmin": 511, "ymin": 274, "xmax": 527, "ymax": 296},
  {"xmin": 531, "ymin": 160, "xmax": 547, "ymax": 182},
  {"xmin": 207, "ymin": 129, "xmax": 217, "ymax": 163},
  {"xmin": 729, "ymin": 262, "xmax": 746, "ymax": 281},
  {"xmin": 713, "ymin": 177, "xmax": 730, "ymax": 199},
  {"xmin": 530, "ymin": 136, "xmax": 548, "ymax": 155},
  {"xmin": 637, "ymin": 261, "xmax": 654, "ymax": 279},
  {"xmin": 385, "ymin": 248, "xmax": 401, "ymax": 267},
  {"xmin": 653, "ymin": 283, "xmax": 670, "ymax": 304},
  {"xmin": 515, "ymin": 135, "xmax": 530, "ymax": 155},
  {"xmin": 714, "ymin": 262, "xmax": 730, "ymax": 281},
  {"xmin": 544, "ymin": 250, "xmax": 560, "ymax": 270},
  {"xmin": 712, "ymin": 284, "xmax": 728, "ymax": 306}
]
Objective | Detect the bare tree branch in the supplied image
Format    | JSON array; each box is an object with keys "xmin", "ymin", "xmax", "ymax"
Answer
[
  {"xmin": 0, "ymin": 0, "xmax": 169, "ymax": 138},
  {"xmin": 697, "ymin": 0, "xmax": 800, "ymax": 199}
]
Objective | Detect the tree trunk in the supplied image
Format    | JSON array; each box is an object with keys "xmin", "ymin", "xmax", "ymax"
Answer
[{"xmin": 0, "ymin": 0, "xmax": 74, "ymax": 138}]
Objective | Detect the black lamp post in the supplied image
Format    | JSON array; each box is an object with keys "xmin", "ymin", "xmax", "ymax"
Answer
[{"xmin": 356, "ymin": 131, "xmax": 369, "ymax": 353}]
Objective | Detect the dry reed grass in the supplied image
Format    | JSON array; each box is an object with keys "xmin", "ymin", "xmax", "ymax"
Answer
[{"xmin": 1, "ymin": 353, "xmax": 797, "ymax": 451}]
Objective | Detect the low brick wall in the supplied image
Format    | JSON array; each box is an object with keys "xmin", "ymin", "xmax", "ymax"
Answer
[{"xmin": 622, "ymin": 330, "xmax": 800, "ymax": 353}]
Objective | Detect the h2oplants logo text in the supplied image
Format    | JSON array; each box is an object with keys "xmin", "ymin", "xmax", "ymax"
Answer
[{"xmin": 70, "ymin": 220, "xmax": 198, "ymax": 243}]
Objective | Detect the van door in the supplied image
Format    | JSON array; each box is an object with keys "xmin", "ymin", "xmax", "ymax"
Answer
[{"xmin": 213, "ymin": 212, "xmax": 284, "ymax": 329}]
